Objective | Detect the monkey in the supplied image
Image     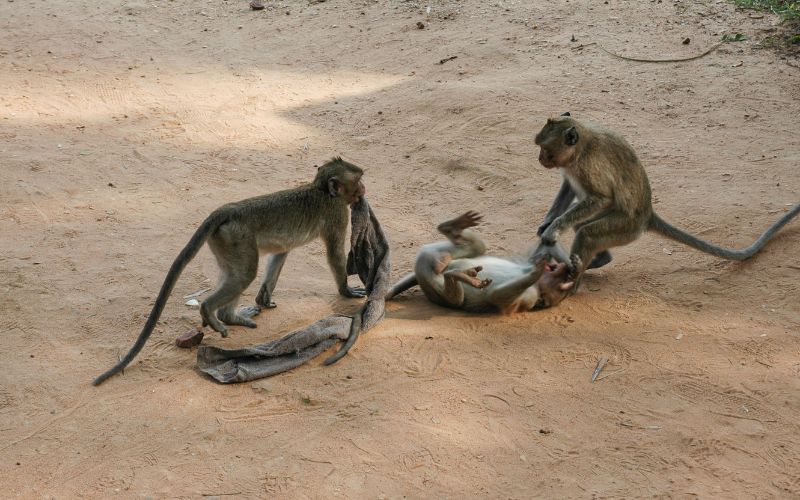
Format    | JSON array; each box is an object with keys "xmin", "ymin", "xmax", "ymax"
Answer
[
  {"xmin": 93, "ymin": 157, "xmax": 367, "ymax": 386},
  {"xmin": 386, "ymin": 212, "xmax": 575, "ymax": 313},
  {"xmin": 534, "ymin": 112, "xmax": 800, "ymax": 290}
]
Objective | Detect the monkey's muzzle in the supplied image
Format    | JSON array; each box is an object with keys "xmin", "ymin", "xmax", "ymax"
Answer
[{"xmin": 538, "ymin": 149, "xmax": 557, "ymax": 169}]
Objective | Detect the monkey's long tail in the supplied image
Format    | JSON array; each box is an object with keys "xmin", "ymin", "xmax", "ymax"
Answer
[
  {"xmin": 649, "ymin": 204, "xmax": 800, "ymax": 261},
  {"xmin": 92, "ymin": 212, "xmax": 226, "ymax": 386},
  {"xmin": 323, "ymin": 306, "xmax": 362, "ymax": 366}
]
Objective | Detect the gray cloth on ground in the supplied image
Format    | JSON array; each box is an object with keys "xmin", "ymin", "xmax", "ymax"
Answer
[{"xmin": 196, "ymin": 197, "xmax": 391, "ymax": 383}]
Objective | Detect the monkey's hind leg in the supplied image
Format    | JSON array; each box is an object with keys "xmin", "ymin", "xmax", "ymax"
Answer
[
  {"xmin": 569, "ymin": 211, "xmax": 643, "ymax": 291},
  {"xmin": 203, "ymin": 235, "xmax": 259, "ymax": 337}
]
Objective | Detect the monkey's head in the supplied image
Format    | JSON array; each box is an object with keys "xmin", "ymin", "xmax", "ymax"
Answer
[
  {"xmin": 315, "ymin": 157, "xmax": 366, "ymax": 205},
  {"xmin": 534, "ymin": 261, "xmax": 574, "ymax": 309},
  {"xmin": 534, "ymin": 112, "xmax": 580, "ymax": 169}
]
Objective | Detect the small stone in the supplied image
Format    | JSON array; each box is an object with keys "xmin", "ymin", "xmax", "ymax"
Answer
[
  {"xmin": 249, "ymin": 0, "xmax": 265, "ymax": 10},
  {"xmin": 416, "ymin": 21, "xmax": 425, "ymax": 29},
  {"xmin": 682, "ymin": 37, "xmax": 690, "ymax": 45},
  {"xmin": 176, "ymin": 328, "xmax": 204, "ymax": 348}
]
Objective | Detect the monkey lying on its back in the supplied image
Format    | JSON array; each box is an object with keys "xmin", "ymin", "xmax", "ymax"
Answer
[{"xmin": 387, "ymin": 212, "xmax": 574, "ymax": 313}]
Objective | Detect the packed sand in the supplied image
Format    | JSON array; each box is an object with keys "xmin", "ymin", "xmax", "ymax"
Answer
[{"xmin": 1, "ymin": 0, "xmax": 799, "ymax": 497}]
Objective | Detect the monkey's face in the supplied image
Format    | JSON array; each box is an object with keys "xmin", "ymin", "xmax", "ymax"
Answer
[
  {"xmin": 534, "ymin": 118, "xmax": 580, "ymax": 169},
  {"xmin": 534, "ymin": 261, "xmax": 574, "ymax": 309},
  {"xmin": 337, "ymin": 173, "xmax": 366, "ymax": 205}
]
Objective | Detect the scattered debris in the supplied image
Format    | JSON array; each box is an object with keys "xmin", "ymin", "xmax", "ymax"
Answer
[
  {"xmin": 416, "ymin": 21, "xmax": 425, "ymax": 29},
  {"xmin": 438, "ymin": 55, "xmax": 458, "ymax": 64},
  {"xmin": 591, "ymin": 356, "xmax": 608, "ymax": 382},
  {"xmin": 249, "ymin": 0, "xmax": 265, "ymax": 11},
  {"xmin": 176, "ymin": 328, "xmax": 204, "ymax": 348},
  {"xmin": 732, "ymin": 61, "xmax": 744, "ymax": 67},
  {"xmin": 721, "ymin": 33, "xmax": 747, "ymax": 42},
  {"xmin": 583, "ymin": 41, "xmax": 724, "ymax": 63},
  {"xmin": 185, "ymin": 298, "xmax": 200, "ymax": 308},
  {"xmin": 183, "ymin": 288, "xmax": 210, "ymax": 300},
  {"xmin": 539, "ymin": 428, "xmax": 551, "ymax": 435},
  {"xmin": 570, "ymin": 34, "xmax": 576, "ymax": 42},
  {"xmin": 682, "ymin": 37, "xmax": 691, "ymax": 45},
  {"xmin": 676, "ymin": 332, "xmax": 684, "ymax": 340},
  {"xmin": 663, "ymin": 247, "xmax": 673, "ymax": 255}
]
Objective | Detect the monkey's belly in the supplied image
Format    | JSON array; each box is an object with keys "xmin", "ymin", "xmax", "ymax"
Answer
[
  {"xmin": 256, "ymin": 231, "xmax": 318, "ymax": 254},
  {"xmin": 447, "ymin": 257, "xmax": 539, "ymax": 312}
]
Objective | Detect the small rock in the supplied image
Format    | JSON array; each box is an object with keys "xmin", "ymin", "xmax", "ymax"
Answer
[
  {"xmin": 185, "ymin": 298, "xmax": 200, "ymax": 308},
  {"xmin": 176, "ymin": 328, "xmax": 204, "ymax": 348},
  {"xmin": 416, "ymin": 21, "xmax": 425, "ymax": 29},
  {"xmin": 249, "ymin": 0, "xmax": 265, "ymax": 10},
  {"xmin": 682, "ymin": 37, "xmax": 690, "ymax": 45}
]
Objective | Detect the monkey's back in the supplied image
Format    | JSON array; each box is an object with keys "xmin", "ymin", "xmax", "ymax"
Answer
[
  {"xmin": 210, "ymin": 185, "xmax": 349, "ymax": 254},
  {"xmin": 581, "ymin": 126, "xmax": 653, "ymax": 223}
]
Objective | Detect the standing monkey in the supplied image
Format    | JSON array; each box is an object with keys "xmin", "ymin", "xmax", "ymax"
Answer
[
  {"xmin": 535, "ymin": 113, "xmax": 800, "ymax": 289},
  {"xmin": 93, "ymin": 157, "xmax": 367, "ymax": 386}
]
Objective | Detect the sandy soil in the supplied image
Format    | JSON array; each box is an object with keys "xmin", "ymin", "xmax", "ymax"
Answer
[{"xmin": 1, "ymin": 0, "xmax": 799, "ymax": 497}]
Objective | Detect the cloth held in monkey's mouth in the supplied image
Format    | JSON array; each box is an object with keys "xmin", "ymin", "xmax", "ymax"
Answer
[{"xmin": 195, "ymin": 197, "xmax": 390, "ymax": 383}]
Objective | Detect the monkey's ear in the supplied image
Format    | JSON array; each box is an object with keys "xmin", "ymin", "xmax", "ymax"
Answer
[
  {"xmin": 564, "ymin": 126, "xmax": 579, "ymax": 146},
  {"xmin": 327, "ymin": 177, "xmax": 341, "ymax": 197},
  {"xmin": 559, "ymin": 281, "xmax": 574, "ymax": 291},
  {"xmin": 560, "ymin": 111, "xmax": 571, "ymax": 116}
]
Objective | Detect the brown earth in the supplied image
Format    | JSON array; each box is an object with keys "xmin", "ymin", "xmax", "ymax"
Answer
[{"xmin": 1, "ymin": 0, "xmax": 799, "ymax": 497}]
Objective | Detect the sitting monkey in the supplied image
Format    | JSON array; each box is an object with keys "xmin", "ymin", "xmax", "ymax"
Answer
[{"xmin": 387, "ymin": 212, "xmax": 574, "ymax": 313}]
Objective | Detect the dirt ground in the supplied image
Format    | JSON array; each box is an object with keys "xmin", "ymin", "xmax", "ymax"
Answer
[{"xmin": 1, "ymin": 0, "xmax": 799, "ymax": 497}]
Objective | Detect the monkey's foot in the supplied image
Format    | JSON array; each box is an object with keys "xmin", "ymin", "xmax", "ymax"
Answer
[
  {"xmin": 437, "ymin": 211, "xmax": 482, "ymax": 241},
  {"xmin": 239, "ymin": 305, "xmax": 261, "ymax": 319},
  {"xmin": 217, "ymin": 310, "xmax": 257, "ymax": 329},
  {"xmin": 566, "ymin": 255, "xmax": 584, "ymax": 295},
  {"xmin": 587, "ymin": 250, "xmax": 613, "ymax": 270},
  {"xmin": 201, "ymin": 306, "xmax": 229, "ymax": 337},
  {"xmin": 341, "ymin": 286, "xmax": 367, "ymax": 298}
]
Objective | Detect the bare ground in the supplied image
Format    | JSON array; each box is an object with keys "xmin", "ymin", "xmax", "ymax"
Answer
[{"xmin": 1, "ymin": 0, "xmax": 799, "ymax": 497}]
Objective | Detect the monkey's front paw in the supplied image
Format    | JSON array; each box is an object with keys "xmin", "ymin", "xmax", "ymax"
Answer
[
  {"xmin": 540, "ymin": 226, "xmax": 559, "ymax": 246},
  {"xmin": 465, "ymin": 265, "xmax": 483, "ymax": 277},
  {"xmin": 341, "ymin": 286, "xmax": 367, "ymax": 298},
  {"xmin": 476, "ymin": 278, "xmax": 492, "ymax": 289},
  {"xmin": 536, "ymin": 220, "xmax": 552, "ymax": 237}
]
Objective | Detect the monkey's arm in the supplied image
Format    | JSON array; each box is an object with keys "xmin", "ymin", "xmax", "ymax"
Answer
[
  {"xmin": 537, "ymin": 180, "xmax": 575, "ymax": 236},
  {"xmin": 385, "ymin": 272, "xmax": 419, "ymax": 300},
  {"xmin": 540, "ymin": 196, "xmax": 612, "ymax": 245},
  {"xmin": 324, "ymin": 231, "xmax": 367, "ymax": 298},
  {"xmin": 256, "ymin": 252, "xmax": 287, "ymax": 307}
]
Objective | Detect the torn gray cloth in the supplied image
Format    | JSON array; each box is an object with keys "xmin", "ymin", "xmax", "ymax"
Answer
[{"xmin": 196, "ymin": 197, "xmax": 391, "ymax": 383}]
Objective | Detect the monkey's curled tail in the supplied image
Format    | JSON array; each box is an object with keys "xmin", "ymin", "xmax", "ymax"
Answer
[
  {"xmin": 649, "ymin": 204, "xmax": 800, "ymax": 261},
  {"xmin": 92, "ymin": 212, "xmax": 227, "ymax": 386}
]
